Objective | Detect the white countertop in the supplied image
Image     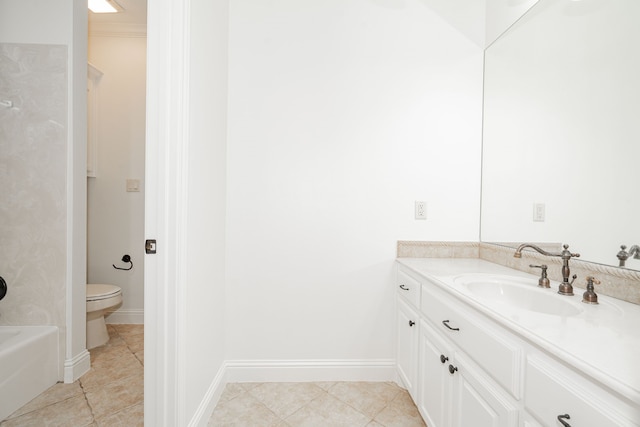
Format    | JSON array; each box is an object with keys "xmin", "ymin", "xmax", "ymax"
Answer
[{"xmin": 397, "ymin": 257, "xmax": 640, "ymax": 405}]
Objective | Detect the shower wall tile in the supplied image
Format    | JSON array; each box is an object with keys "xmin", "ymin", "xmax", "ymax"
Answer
[{"xmin": 0, "ymin": 44, "xmax": 68, "ymax": 342}]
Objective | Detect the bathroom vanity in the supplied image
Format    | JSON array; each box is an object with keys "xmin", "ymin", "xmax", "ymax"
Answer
[{"xmin": 396, "ymin": 258, "xmax": 640, "ymax": 427}]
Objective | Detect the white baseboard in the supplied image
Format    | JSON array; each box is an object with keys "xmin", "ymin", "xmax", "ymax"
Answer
[
  {"xmin": 188, "ymin": 364, "xmax": 228, "ymax": 427},
  {"xmin": 225, "ymin": 359, "xmax": 397, "ymax": 383},
  {"xmin": 105, "ymin": 309, "xmax": 144, "ymax": 325},
  {"xmin": 64, "ymin": 349, "xmax": 91, "ymax": 383}
]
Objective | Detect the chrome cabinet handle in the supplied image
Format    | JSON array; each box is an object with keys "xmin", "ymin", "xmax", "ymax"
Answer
[
  {"xmin": 440, "ymin": 354, "xmax": 448, "ymax": 364},
  {"xmin": 448, "ymin": 364, "xmax": 458, "ymax": 375},
  {"xmin": 399, "ymin": 284, "xmax": 410, "ymax": 291},
  {"xmin": 442, "ymin": 320, "xmax": 460, "ymax": 331},
  {"xmin": 557, "ymin": 414, "xmax": 571, "ymax": 427}
]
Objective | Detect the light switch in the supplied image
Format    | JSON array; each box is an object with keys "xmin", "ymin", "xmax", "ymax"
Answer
[{"xmin": 126, "ymin": 179, "xmax": 140, "ymax": 192}]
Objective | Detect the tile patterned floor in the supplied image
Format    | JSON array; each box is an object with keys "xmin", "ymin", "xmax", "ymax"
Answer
[
  {"xmin": 3, "ymin": 324, "xmax": 425, "ymax": 427},
  {"xmin": 1, "ymin": 324, "xmax": 144, "ymax": 427},
  {"xmin": 209, "ymin": 382, "xmax": 426, "ymax": 427}
]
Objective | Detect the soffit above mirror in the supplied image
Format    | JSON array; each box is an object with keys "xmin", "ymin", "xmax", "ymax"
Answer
[{"xmin": 421, "ymin": 0, "xmax": 539, "ymax": 48}]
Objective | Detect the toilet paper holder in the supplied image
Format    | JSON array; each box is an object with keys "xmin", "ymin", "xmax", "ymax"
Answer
[
  {"xmin": 0, "ymin": 276, "xmax": 7, "ymax": 301},
  {"xmin": 113, "ymin": 254, "xmax": 133, "ymax": 271}
]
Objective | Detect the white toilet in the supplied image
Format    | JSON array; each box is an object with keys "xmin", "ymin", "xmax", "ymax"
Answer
[{"xmin": 86, "ymin": 284, "xmax": 123, "ymax": 349}]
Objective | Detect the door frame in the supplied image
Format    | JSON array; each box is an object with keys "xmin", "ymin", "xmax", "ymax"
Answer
[{"xmin": 144, "ymin": 0, "xmax": 191, "ymax": 424}]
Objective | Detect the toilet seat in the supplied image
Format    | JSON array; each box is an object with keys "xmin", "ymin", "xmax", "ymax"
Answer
[{"xmin": 87, "ymin": 284, "xmax": 122, "ymax": 301}]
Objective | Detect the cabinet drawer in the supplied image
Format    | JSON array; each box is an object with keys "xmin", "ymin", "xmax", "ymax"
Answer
[
  {"xmin": 397, "ymin": 267, "xmax": 421, "ymax": 308},
  {"xmin": 525, "ymin": 355, "xmax": 637, "ymax": 427},
  {"xmin": 421, "ymin": 282, "xmax": 522, "ymax": 399}
]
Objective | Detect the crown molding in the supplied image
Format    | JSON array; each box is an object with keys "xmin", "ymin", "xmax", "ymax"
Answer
[{"xmin": 89, "ymin": 22, "xmax": 147, "ymax": 38}]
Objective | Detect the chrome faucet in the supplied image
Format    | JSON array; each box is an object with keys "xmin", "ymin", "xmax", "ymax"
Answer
[{"xmin": 514, "ymin": 243, "xmax": 580, "ymax": 295}]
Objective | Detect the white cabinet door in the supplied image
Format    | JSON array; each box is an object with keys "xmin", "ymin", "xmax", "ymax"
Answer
[
  {"xmin": 418, "ymin": 320, "xmax": 453, "ymax": 427},
  {"xmin": 417, "ymin": 319, "xmax": 518, "ymax": 427},
  {"xmin": 451, "ymin": 352, "xmax": 519, "ymax": 427},
  {"xmin": 397, "ymin": 298, "xmax": 419, "ymax": 398}
]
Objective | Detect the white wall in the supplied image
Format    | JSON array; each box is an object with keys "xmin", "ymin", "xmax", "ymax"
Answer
[
  {"xmin": 0, "ymin": 0, "xmax": 71, "ymax": 45},
  {"xmin": 226, "ymin": 0, "xmax": 483, "ymax": 365},
  {"xmin": 0, "ymin": 0, "xmax": 88, "ymax": 382},
  {"xmin": 184, "ymin": 0, "xmax": 229, "ymax": 423},
  {"xmin": 87, "ymin": 34, "xmax": 146, "ymax": 324}
]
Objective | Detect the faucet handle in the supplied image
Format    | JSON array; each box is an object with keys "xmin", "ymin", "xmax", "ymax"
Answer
[
  {"xmin": 582, "ymin": 276, "xmax": 601, "ymax": 304},
  {"xmin": 562, "ymin": 244, "xmax": 580, "ymax": 258},
  {"xmin": 586, "ymin": 276, "xmax": 601, "ymax": 286},
  {"xmin": 529, "ymin": 264, "xmax": 550, "ymax": 288}
]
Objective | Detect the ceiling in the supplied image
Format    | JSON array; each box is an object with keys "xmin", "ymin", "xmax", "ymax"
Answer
[{"xmin": 88, "ymin": 0, "xmax": 147, "ymax": 35}]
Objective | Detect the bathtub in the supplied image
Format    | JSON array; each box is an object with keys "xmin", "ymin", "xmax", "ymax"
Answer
[{"xmin": 0, "ymin": 326, "xmax": 59, "ymax": 420}]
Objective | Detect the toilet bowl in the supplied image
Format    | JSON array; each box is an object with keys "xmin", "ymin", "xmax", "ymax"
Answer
[{"xmin": 86, "ymin": 284, "xmax": 122, "ymax": 349}]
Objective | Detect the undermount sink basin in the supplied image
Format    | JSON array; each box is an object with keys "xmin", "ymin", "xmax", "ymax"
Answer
[{"xmin": 454, "ymin": 275, "xmax": 583, "ymax": 317}]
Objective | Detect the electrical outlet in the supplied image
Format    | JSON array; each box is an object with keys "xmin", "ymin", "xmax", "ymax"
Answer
[
  {"xmin": 533, "ymin": 203, "xmax": 545, "ymax": 222},
  {"xmin": 415, "ymin": 201, "xmax": 427, "ymax": 220}
]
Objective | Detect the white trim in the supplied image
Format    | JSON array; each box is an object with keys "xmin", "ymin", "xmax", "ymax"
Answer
[
  {"xmin": 225, "ymin": 359, "xmax": 397, "ymax": 383},
  {"xmin": 175, "ymin": 0, "xmax": 192, "ymax": 420},
  {"xmin": 172, "ymin": 0, "xmax": 191, "ymax": 422},
  {"xmin": 187, "ymin": 364, "xmax": 228, "ymax": 427},
  {"xmin": 89, "ymin": 22, "xmax": 147, "ymax": 38},
  {"xmin": 87, "ymin": 62, "xmax": 104, "ymax": 78},
  {"xmin": 67, "ymin": 0, "xmax": 89, "ymax": 389},
  {"xmin": 145, "ymin": 0, "xmax": 191, "ymax": 425},
  {"xmin": 106, "ymin": 309, "xmax": 144, "ymax": 324},
  {"xmin": 63, "ymin": 350, "xmax": 91, "ymax": 383}
]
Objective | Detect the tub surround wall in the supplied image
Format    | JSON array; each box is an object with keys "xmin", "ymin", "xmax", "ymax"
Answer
[
  {"xmin": 0, "ymin": 42, "xmax": 68, "ymax": 373},
  {"xmin": 0, "ymin": 0, "xmax": 89, "ymax": 382},
  {"xmin": 397, "ymin": 241, "xmax": 640, "ymax": 305}
]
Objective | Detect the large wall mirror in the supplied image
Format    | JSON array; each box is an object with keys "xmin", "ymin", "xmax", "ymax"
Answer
[{"xmin": 481, "ymin": 0, "xmax": 640, "ymax": 270}]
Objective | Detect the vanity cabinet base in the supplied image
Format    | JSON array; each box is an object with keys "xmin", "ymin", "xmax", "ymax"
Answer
[{"xmin": 396, "ymin": 263, "xmax": 640, "ymax": 427}]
